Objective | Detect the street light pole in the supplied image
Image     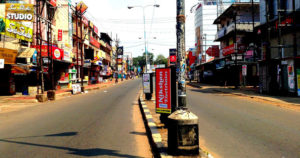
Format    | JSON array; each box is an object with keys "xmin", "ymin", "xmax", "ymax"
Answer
[
  {"xmin": 128, "ymin": 4, "xmax": 159, "ymax": 72},
  {"xmin": 142, "ymin": 8, "xmax": 148, "ymax": 72}
]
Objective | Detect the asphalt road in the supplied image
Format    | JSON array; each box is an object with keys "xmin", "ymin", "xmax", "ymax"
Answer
[
  {"xmin": 0, "ymin": 79, "xmax": 152, "ymax": 158},
  {"xmin": 187, "ymin": 86, "xmax": 300, "ymax": 158}
]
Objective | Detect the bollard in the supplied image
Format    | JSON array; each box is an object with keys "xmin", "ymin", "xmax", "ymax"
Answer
[{"xmin": 168, "ymin": 108, "xmax": 199, "ymax": 155}]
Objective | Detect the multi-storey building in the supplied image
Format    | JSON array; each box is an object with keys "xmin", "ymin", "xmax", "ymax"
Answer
[{"xmin": 258, "ymin": 0, "xmax": 300, "ymax": 96}]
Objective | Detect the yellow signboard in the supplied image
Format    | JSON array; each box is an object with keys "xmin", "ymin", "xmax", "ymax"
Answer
[
  {"xmin": 0, "ymin": 48, "xmax": 18, "ymax": 64},
  {"xmin": 1, "ymin": 18, "xmax": 33, "ymax": 42},
  {"xmin": 6, "ymin": 3, "xmax": 34, "ymax": 22}
]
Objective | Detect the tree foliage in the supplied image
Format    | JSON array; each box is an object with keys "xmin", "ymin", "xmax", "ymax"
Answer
[
  {"xmin": 133, "ymin": 52, "xmax": 154, "ymax": 67},
  {"xmin": 154, "ymin": 54, "xmax": 168, "ymax": 67}
]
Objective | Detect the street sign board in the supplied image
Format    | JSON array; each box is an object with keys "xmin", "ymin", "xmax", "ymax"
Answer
[
  {"xmin": 155, "ymin": 68, "xmax": 171, "ymax": 114},
  {"xmin": 231, "ymin": 54, "xmax": 243, "ymax": 61},
  {"xmin": 143, "ymin": 73, "xmax": 151, "ymax": 93}
]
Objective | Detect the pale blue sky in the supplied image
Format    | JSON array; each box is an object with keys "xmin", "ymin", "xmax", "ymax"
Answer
[{"xmin": 73, "ymin": 0, "xmax": 201, "ymax": 58}]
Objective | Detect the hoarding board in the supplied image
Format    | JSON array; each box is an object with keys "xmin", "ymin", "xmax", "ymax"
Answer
[
  {"xmin": 5, "ymin": 4, "xmax": 34, "ymax": 22},
  {"xmin": 76, "ymin": 1, "xmax": 88, "ymax": 14},
  {"xmin": 143, "ymin": 73, "xmax": 151, "ymax": 93},
  {"xmin": 0, "ymin": 48, "xmax": 17, "ymax": 64},
  {"xmin": 155, "ymin": 68, "xmax": 171, "ymax": 114}
]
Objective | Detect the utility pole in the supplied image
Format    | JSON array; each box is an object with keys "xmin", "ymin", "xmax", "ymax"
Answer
[
  {"xmin": 292, "ymin": 0, "xmax": 297, "ymax": 96},
  {"xmin": 168, "ymin": 1, "xmax": 199, "ymax": 155},
  {"xmin": 176, "ymin": 0, "xmax": 187, "ymax": 108},
  {"xmin": 115, "ymin": 34, "xmax": 119, "ymax": 83}
]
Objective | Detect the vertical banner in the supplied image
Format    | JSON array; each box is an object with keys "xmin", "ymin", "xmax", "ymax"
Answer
[
  {"xmin": 155, "ymin": 68, "xmax": 171, "ymax": 114},
  {"xmin": 297, "ymin": 69, "xmax": 300, "ymax": 97},
  {"xmin": 58, "ymin": 29, "xmax": 62, "ymax": 41},
  {"xmin": 242, "ymin": 65, "xmax": 247, "ymax": 76},
  {"xmin": 143, "ymin": 73, "xmax": 151, "ymax": 93}
]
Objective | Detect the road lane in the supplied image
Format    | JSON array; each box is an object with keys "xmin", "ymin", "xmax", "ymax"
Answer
[
  {"xmin": 0, "ymin": 79, "xmax": 152, "ymax": 158},
  {"xmin": 187, "ymin": 87, "xmax": 300, "ymax": 158}
]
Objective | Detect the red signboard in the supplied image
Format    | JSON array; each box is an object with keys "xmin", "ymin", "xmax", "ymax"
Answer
[
  {"xmin": 49, "ymin": 0, "xmax": 57, "ymax": 7},
  {"xmin": 155, "ymin": 68, "xmax": 171, "ymax": 114},
  {"xmin": 31, "ymin": 45, "xmax": 64, "ymax": 60},
  {"xmin": 170, "ymin": 55, "xmax": 176, "ymax": 63},
  {"xmin": 58, "ymin": 29, "xmax": 62, "ymax": 41},
  {"xmin": 222, "ymin": 44, "xmax": 235, "ymax": 56},
  {"xmin": 82, "ymin": 16, "xmax": 89, "ymax": 26},
  {"xmin": 90, "ymin": 36, "xmax": 100, "ymax": 49},
  {"xmin": 206, "ymin": 45, "xmax": 220, "ymax": 57}
]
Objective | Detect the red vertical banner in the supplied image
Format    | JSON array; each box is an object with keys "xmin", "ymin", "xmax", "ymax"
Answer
[
  {"xmin": 156, "ymin": 68, "xmax": 171, "ymax": 114},
  {"xmin": 58, "ymin": 29, "xmax": 62, "ymax": 41}
]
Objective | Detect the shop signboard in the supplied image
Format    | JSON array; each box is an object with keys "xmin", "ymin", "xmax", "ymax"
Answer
[
  {"xmin": 82, "ymin": 16, "xmax": 89, "ymax": 26},
  {"xmin": 297, "ymin": 69, "xmax": 300, "ymax": 97},
  {"xmin": 0, "ymin": 59, "xmax": 4, "ymax": 69},
  {"xmin": 63, "ymin": 51, "xmax": 71, "ymax": 62},
  {"xmin": 169, "ymin": 48, "xmax": 177, "ymax": 65},
  {"xmin": 143, "ymin": 73, "xmax": 151, "ymax": 93},
  {"xmin": 155, "ymin": 68, "xmax": 171, "ymax": 114},
  {"xmin": 32, "ymin": 45, "xmax": 63, "ymax": 60},
  {"xmin": 117, "ymin": 46, "xmax": 123, "ymax": 56},
  {"xmin": 90, "ymin": 36, "xmax": 100, "ymax": 48},
  {"xmin": 58, "ymin": 29, "xmax": 62, "ymax": 41},
  {"xmin": 93, "ymin": 25, "xmax": 98, "ymax": 34},
  {"xmin": 49, "ymin": 0, "xmax": 57, "ymax": 7},
  {"xmin": 76, "ymin": 1, "xmax": 88, "ymax": 14},
  {"xmin": 5, "ymin": 4, "xmax": 34, "ymax": 22},
  {"xmin": 1, "ymin": 18, "xmax": 33, "ymax": 42},
  {"xmin": 0, "ymin": 48, "xmax": 17, "ymax": 64}
]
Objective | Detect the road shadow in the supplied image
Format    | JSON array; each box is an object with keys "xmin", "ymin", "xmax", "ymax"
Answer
[
  {"xmin": 2, "ymin": 132, "xmax": 78, "ymax": 140},
  {"xmin": 0, "ymin": 138, "xmax": 142, "ymax": 157},
  {"xmin": 189, "ymin": 88, "xmax": 224, "ymax": 94},
  {"xmin": 130, "ymin": 131, "xmax": 147, "ymax": 136}
]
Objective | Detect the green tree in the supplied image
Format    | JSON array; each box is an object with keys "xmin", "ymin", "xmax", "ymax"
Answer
[
  {"xmin": 133, "ymin": 52, "xmax": 154, "ymax": 67},
  {"xmin": 154, "ymin": 54, "xmax": 168, "ymax": 67}
]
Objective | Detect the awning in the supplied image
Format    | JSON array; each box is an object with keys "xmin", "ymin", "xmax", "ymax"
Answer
[{"xmin": 18, "ymin": 47, "xmax": 36, "ymax": 58}]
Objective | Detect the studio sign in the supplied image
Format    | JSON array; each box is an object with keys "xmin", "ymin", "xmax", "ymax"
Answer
[
  {"xmin": 6, "ymin": 23, "xmax": 32, "ymax": 39},
  {"xmin": 6, "ymin": 4, "xmax": 34, "ymax": 22},
  {"xmin": 7, "ymin": 13, "xmax": 33, "ymax": 21}
]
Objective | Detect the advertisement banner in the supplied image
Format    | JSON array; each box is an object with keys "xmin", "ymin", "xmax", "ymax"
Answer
[
  {"xmin": 93, "ymin": 25, "xmax": 98, "ymax": 34},
  {"xmin": 90, "ymin": 36, "xmax": 100, "ymax": 48},
  {"xmin": 143, "ymin": 73, "xmax": 151, "ymax": 93},
  {"xmin": 242, "ymin": 65, "xmax": 247, "ymax": 76},
  {"xmin": 32, "ymin": 45, "xmax": 64, "ymax": 60},
  {"xmin": 155, "ymin": 68, "xmax": 171, "ymax": 114},
  {"xmin": 2, "ymin": 18, "xmax": 33, "ymax": 42},
  {"xmin": 297, "ymin": 69, "xmax": 300, "ymax": 97},
  {"xmin": 58, "ymin": 29, "xmax": 62, "ymax": 41},
  {"xmin": 169, "ymin": 48, "xmax": 177, "ymax": 65},
  {"xmin": 0, "ymin": 48, "xmax": 17, "ymax": 64},
  {"xmin": 5, "ymin": 4, "xmax": 34, "ymax": 22},
  {"xmin": 76, "ymin": 1, "xmax": 88, "ymax": 14},
  {"xmin": 287, "ymin": 60, "xmax": 295, "ymax": 92},
  {"xmin": 117, "ymin": 46, "xmax": 124, "ymax": 56},
  {"xmin": 49, "ymin": 0, "xmax": 57, "ymax": 7}
]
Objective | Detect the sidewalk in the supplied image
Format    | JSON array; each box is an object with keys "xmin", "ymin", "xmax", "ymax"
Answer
[
  {"xmin": 0, "ymin": 79, "xmax": 130, "ymax": 112},
  {"xmin": 138, "ymin": 92, "xmax": 211, "ymax": 158},
  {"xmin": 187, "ymin": 81, "xmax": 300, "ymax": 107}
]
